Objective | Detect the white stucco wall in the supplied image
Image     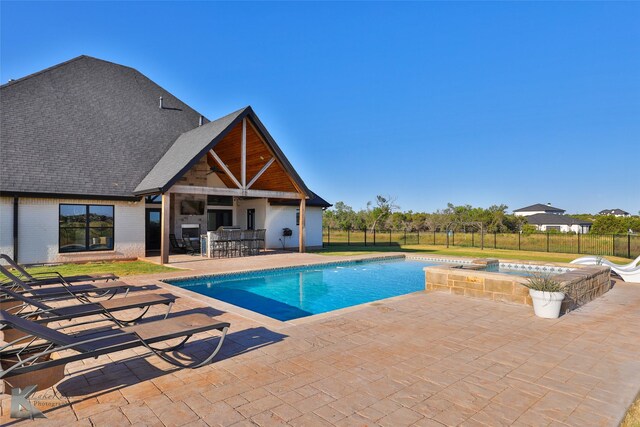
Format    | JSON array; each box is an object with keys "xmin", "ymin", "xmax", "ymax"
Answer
[
  {"xmin": 264, "ymin": 204, "xmax": 323, "ymax": 249},
  {"xmin": 0, "ymin": 197, "xmax": 145, "ymax": 265},
  {"xmin": 236, "ymin": 199, "xmax": 268, "ymax": 230},
  {"xmin": 0, "ymin": 198, "xmax": 14, "ymax": 260},
  {"xmin": 515, "ymin": 210, "xmax": 564, "ymax": 217},
  {"xmin": 535, "ymin": 224, "xmax": 590, "ymax": 234}
]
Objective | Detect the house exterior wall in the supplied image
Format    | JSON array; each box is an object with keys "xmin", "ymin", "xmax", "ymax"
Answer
[
  {"xmin": 264, "ymin": 204, "xmax": 323, "ymax": 250},
  {"xmin": 236, "ymin": 199, "xmax": 268, "ymax": 230},
  {"xmin": 534, "ymin": 224, "xmax": 590, "ymax": 234},
  {"xmin": 0, "ymin": 196, "xmax": 145, "ymax": 265},
  {"xmin": 515, "ymin": 210, "xmax": 563, "ymax": 217},
  {"xmin": 0, "ymin": 198, "xmax": 14, "ymax": 261}
]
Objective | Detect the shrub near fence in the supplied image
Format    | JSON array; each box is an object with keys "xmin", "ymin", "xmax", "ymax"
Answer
[{"xmin": 322, "ymin": 228, "xmax": 640, "ymax": 259}]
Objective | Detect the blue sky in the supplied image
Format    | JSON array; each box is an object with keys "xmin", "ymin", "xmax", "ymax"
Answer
[{"xmin": 2, "ymin": 2, "xmax": 638, "ymax": 215}]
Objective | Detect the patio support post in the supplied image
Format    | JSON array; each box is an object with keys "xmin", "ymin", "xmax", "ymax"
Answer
[
  {"xmin": 299, "ymin": 197, "xmax": 306, "ymax": 253},
  {"xmin": 161, "ymin": 193, "xmax": 170, "ymax": 264},
  {"xmin": 241, "ymin": 118, "xmax": 247, "ymax": 188}
]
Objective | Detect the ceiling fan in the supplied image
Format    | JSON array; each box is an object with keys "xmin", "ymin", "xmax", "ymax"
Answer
[{"xmin": 206, "ymin": 165, "xmax": 224, "ymax": 175}]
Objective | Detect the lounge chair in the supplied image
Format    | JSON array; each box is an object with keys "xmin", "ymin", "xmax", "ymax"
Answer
[
  {"xmin": 570, "ymin": 255, "xmax": 640, "ymax": 283},
  {"xmin": 169, "ymin": 234, "xmax": 187, "ymax": 254},
  {"xmin": 0, "ymin": 254, "xmax": 118, "ymax": 286},
  {"xmin": 1, "ymin": 264, "xmax": 133, "ymax": 302},
  {"xmin": 182, "ymin": 238, "xmax": 200, "ymax": 255},
  {"xmin": 0, "ymin": 310, "xmax": 230, "ymax": 391},
  {"xmin": 570, "ymin": 254, "xmax": 640, "ymax": 271},
  {"xmin": 0, "ymin": 286, "xmax": 176, "ymax": 326}
]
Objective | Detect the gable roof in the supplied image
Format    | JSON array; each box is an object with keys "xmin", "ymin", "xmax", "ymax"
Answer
[
  {"xmin": 1, "ymin": 55, "xmax": 205, "ymax": 199},
  {"xmin": 1, "ymin": 55, "xmax": 324, "ymax": 203},
  {"xmin": 134, "ymin": 106, "xmax": 311, "ymax": 196},
  {"xmin": 514, "ymin": 203, "xmax": 565, "ymax": 213},
  {"xmin": 525, "ymin": 213, "xmax": 592, "ymax": 226},
  {"xmin": 598, "ymin": 208, "xmax": 629, "ymax": 215}
]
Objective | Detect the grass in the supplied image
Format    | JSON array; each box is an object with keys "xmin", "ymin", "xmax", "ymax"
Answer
[
  {"xmin": 622, "ymin": 392, "xmax": 640, "ymax": 427},
  {"xmin": 313, "ymin": 244, "xmax": 634, "ymax": 264},
  {"xmin": 323, "ymin": 230, "xmax": 640, "ymax": 258},
  {"xmin": 23, "ymin": 260, "xmax": 176, "ymax": 277}
]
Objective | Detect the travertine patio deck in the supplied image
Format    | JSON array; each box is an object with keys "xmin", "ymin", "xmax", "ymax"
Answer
[{"xmin": 2, "ymin": 253, "xmax": 639, "ymax": 426}]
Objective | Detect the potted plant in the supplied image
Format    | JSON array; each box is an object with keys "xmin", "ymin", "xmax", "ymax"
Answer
[{"xmin": 523, "ymin": 274, "xmax": 566, "ymax": 319}]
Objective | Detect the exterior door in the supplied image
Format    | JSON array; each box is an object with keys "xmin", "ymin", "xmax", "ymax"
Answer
[
  {"xmin": 247, "ymin": 209, "xmax": 255, "ymax": 230},
  {"xmin": 145, "ymin": 208, "xmax": 161, "ymax": 251}
]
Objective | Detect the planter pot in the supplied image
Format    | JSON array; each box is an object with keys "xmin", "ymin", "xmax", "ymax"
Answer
[{"xmin": 529, "ymin": 289, "xmax": 565, "ymax": 319}]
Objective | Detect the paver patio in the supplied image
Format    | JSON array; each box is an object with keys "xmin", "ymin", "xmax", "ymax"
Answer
[{"xmin": 2, "ymin": 253, "xmax": 639, "ymax": 426}]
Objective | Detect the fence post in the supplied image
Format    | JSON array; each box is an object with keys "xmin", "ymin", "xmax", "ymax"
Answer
[
  {"xmin": 446, "ymin": 232, "xmax": 449, "ymax": 248},
  {"xmin": 433, "ymin": 230, "xmax": 436, "ymax": 245},
  {"xmin": 481, "ymin": 230, "xmax": 484, "ymax": 250},
  {"xmin": 518, "ymin": 232, "xmax": 521, "ymax": 251},
  {"xmin": 612, "ymin": 234, "xmax": 615, "ymax": 256},
  {"xmin": 577, "ymin": 233, "xmax": 580, "ymax": 254},
  {"xmin": 547, "ymin": 232, "xmax": 550, "ymax": 252},
  {"xmin": 494, "ymin": 232, "xmax": 497, "ymax": 249},
  {"xmin": 328, "ymin": 227, "xmax": 331, "ymax": 246},
  {"xmin": 629, "ymin": 234, "xmax": 632, "ymax": 259},
  {"xmin": 389, "ymin": 230, "xmax": 392, "ymax": 246},
  {"xmin": 404, "ymin": 229, "xmax": 407, "ymax": 246},
  {"xmin": 472, "ymin": 231, "xmax": 474, "ymax": 247},
  {"xmin": 373, "ymin": 228, "xmax": 376, "ymax": 246},
  {"xmin": 417, "ymin": 230, "xmax": 420, "ymax": 245},
  {"xmin": 347, "ymin": 228, "xmax": 350, "ymax": 246},
  {"xmin": 364, "ymin": 228, "xmax": 367, "ymax": 246},
  {"xmin": 452, "ymin": 231, "xmax": 455, "ymax": 246}
]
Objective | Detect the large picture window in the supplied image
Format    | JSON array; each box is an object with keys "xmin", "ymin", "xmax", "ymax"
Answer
[{"xmin": 59, "ymin": 204, "xmax": 114, "ymax": 252}]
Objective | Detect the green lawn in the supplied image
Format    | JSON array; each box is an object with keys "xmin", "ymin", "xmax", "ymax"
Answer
[
  {"xmin": 622, "ymin": 392, "xmax": 640, "ymax": 427},
  {"xmin": 23, "ymin": 260, "xmax": 176, "ymax": 277},
  {"xmin": 314, "ymin": 244, "xmax": 634, "ymax": 264}
]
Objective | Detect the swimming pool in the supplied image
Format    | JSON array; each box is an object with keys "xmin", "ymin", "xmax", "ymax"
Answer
[{"xmin": 166, "ymin": 258, "xmax": 441, "ymax": 321}]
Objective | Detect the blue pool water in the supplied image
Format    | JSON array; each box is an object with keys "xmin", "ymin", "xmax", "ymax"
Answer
[{"xmin": 167, "ymin": 259, "xmax": 441, "ymax": 321}]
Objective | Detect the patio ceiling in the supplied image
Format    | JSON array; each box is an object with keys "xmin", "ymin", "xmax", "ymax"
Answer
[{"xmin": 207, "ymin": 117, "xmax": 298, "ymax": 194}]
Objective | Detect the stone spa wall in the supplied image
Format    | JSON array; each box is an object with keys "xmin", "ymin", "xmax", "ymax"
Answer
[{"xmin": 424, "ymin": 258, "xmax": 611, "ymax": 314}]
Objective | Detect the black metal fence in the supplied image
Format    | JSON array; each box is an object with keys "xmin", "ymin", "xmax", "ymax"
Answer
[{"xmin": 322, "ymin": 228, "xmax": 640, "ymax": 259}]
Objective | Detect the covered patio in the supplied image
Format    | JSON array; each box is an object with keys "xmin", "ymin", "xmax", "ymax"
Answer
[{"xmin": 134, "ymin": 107, "xmax": 320, "ymax": 264}]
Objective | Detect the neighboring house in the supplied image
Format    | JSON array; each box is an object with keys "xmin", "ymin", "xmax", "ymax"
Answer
[
  {"xmin": 514, "ymin": 203, "xmax": 591, "ymax": 234},
  {"xmin": 513, "ymin": 203, "xmax": 565, "ymax": 217},
  {"xmin": 0, "ymin": 56, "xmax": 330, "ymax": 265},
  {"xmin": 598, "ymin": 208, "xmax": 630, "ymax": 217}
]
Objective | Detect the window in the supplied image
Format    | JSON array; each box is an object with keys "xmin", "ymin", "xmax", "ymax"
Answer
[
  {"xmin": 59, "ymin": 204, "xmax": 114, "ymax": 252},
  {"xmin": 296, "ymin": 208, "xmax": 300, "ymax": 226},
  {"xmin": 207, "ymin": 195, "xmax": 233, "ymax": 206}
]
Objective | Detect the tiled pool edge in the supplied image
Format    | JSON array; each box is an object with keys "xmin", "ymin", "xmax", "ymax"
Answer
[{"xmin": 161, "ymin": 253, "xmax": 407, "ymax": 284}]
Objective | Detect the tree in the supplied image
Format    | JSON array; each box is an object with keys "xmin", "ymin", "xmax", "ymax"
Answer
[{"xmin": 367, "ymin": 195, "xmax": 400, "ymax": 232}]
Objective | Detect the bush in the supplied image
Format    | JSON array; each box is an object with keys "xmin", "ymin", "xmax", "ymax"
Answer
[{"xmin": 523, "ymin": 274, "xmax": 565, "ymax": 292}]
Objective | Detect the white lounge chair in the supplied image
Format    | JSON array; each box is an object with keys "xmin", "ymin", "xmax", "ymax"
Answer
[
  {"xmin": 570, "ymin": 255, "xmax": 640, "ymax": 283},
  {"xmin": 570, "ymin": 255, "xmax": 640, "ymax": 271}
]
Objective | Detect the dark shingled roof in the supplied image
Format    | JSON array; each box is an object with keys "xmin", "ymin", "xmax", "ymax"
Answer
[
  {"xmin": 269, "ymin": 191, "xmax": 332, "ymax": 208},
  {"xmin": 525, "ymin": 213, "xmax": 592, "ymax": 226},
  {"xmin": 598, "ymin": 208, "xmax": 629, "ymax": 216},
  {"xmin": 134, "ymin": 108, "xmax": 246, "ymax": 194},
  {"xmin": 514, "ymin": 203, "xmax": 565, "ymax": 213},
  {"xmin": 1, "ymin": 55, "xmax": 324, "ymax": 203},
  {"xmin": 1, "ymin": 55, "xmax": 206, "ymax": 199}
]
